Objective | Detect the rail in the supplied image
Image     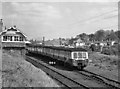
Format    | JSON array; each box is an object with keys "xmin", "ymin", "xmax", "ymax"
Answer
[
  {"xmin": 76, "ymin": 70, "xmax": 120, "ymax": 89},
  {"xmin": 26, "ymin": 55, "xmax": 90, "ymax": 89}
]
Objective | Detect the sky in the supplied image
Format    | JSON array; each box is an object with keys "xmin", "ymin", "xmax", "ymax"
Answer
[{"xmin": 0, "ymin": 0, "xmax": 119, "ymax": 40}]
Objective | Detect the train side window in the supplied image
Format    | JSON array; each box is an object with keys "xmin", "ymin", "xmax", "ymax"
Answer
[
  {"xmin": 66, "ymin": 51, "xmax": 68, "ymax": 57},
  {"xmin": 78, "ymin": 52, "xmax": 82, "ymax": 58},
  {"xmin": 74, "ymin": 52, "xmax": 77, "ymax": 58},
  {"xmin": 59, "ymin": 50, "xmax": 62, "ymax": 56},
  {"xmin": 56, "ymin": 50, "xmax": 59, "ymax": 56},
  {"xmin": 63, "ymin": 51, "xmax": 65, "ymax": 57},
  {"xmin": 68, "ymin": 52, "xmax": 71, "ymax": 58}
]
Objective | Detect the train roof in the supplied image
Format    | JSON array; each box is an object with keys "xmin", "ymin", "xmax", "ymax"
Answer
[{"xmin": 26, "ymin": 43, "xmax": 87, "ymax": 52}]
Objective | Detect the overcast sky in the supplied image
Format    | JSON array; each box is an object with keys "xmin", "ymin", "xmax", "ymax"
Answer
[{"xmin": 0, "ymin": 0, "xmax": 119, "ymax": 40}]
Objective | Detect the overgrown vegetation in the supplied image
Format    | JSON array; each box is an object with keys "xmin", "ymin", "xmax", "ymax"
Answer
[
  {"xmin": 89, "ymin": 52, "xmax": 119, "ymax": 71},
  {"xmin": 101, "ymin": 44, "xmax": 120, "ymax": 56},
  {"xmin": 2, "ymin": 50, "xmax": 59, "ymax": 87}
]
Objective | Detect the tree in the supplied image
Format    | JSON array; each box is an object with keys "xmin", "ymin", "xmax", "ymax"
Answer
[
  {"xmin": 115, "ymin": 30, "xmax": 120, "ymax": 41},
  {"xmin": 76, "ymin": 33, "xmax": 89, "ymax": 42},
  {"xmin": 90, "ymin": 44, "xmax": 96, "ymax": 51},
  {"xmin": 95, "ymin": 30, "xmax": 106, "ymax": 41},
  {"xmin": 88, "ymin": 34, "xmax": 95, "ymax": 41},
  {"xmin": 105, "ymin": 30, "xmax": 118, "ymax": 41},
  {"xmin": 68, "ymin": 37, "xmax": 78, "ymax": 45}
]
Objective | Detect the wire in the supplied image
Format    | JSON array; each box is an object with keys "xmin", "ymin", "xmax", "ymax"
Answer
[{"xmin": 59, "ymin": 9, "xmax": 118, "ymax": 28}]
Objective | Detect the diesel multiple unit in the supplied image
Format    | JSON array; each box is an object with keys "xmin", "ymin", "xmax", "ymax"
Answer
[{"xmin": 26, "ymin": 43, "xmax": 89, "ymax": 70}]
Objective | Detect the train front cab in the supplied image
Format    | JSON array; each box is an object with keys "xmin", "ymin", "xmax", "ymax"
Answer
[{"xmin": 71, "ymin": 51, "xmax": 89, "ymax": 70}]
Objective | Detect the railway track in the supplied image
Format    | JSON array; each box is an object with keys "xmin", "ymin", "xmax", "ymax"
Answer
[
  {"xmin": 26, "ymin": 55, "xmax": 90, "ymax": 89},
  {"xmin": 76, "ymin": 70, "xmax": 120, "ymax": 88},
  {"xmin": 26, "ymin": 55, "xmax": 119, "ymax": 89}
]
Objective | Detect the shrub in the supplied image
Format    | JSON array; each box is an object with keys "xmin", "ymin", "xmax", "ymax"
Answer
[
  {"xmin": 101, "ymin": 45, "xmax": 120, "ymax": 55},
  {"xmin": 101, "ymin": 48, "xmax": 111, "ymax": 55},
  {"xmin": 111, "ymin": 47, "xmax": 118, "ymax": 55}
]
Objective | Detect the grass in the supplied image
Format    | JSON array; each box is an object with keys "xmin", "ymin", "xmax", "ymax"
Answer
[
  {"xmin": 86, "ymin": 52, "xmax": 119, "ymax": 81},
  {"xmin": 2, "ymin": 50, "xmax": 60, "ymax": 87}
]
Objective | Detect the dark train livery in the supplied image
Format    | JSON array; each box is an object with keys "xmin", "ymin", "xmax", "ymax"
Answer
[{"xmin": 26, "ymin": 43, "xmax": 89, "ymax": 70}]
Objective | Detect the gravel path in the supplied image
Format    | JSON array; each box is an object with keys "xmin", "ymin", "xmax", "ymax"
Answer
[{"xmin": 2, "ymin": 50, "xmax": 60, "ymax": 87}]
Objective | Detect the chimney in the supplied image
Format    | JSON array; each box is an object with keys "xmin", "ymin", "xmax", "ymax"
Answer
[
  {"xmin": 5, "ymin": 26, "xmax": 6, "ymax": 30},
  {"xmin": 0, "ymin": 19, "xmax": 3, "ymax": 32},
  {"xmin": 13, "ymin": 25, "xmax": 16, "ymax": 28},
  {"xmin": 0, "ymin": 19, "xmax": 3, "ymax": 46}
]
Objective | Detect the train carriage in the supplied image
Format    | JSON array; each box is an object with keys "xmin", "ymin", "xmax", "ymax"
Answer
[{"xmin": 26, "ymin": 43, "xmax": 89, "ymax": 70}]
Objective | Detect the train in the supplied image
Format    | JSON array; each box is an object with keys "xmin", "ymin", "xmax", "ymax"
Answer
[{"xmin": 26, "ymin": 43, "xmax": 89, "ymax": 70}]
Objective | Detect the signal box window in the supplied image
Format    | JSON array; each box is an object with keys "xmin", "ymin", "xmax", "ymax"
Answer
[
  {"xmin": 3, "ymin": 36, "xmax": 7, "ymax": 41},
  {"xmin": 14, "ymin": 36, "xmax": 19, "ymax": 41},
  {"xmin": 8, "ymin": 36, "xmax": 12, "ymax": 41},
  {"xmin": 19, "ymin": 37, "xmax": 23, "ymax": 41}
]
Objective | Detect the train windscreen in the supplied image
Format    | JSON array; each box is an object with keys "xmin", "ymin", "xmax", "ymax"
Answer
[
  {"xmin": 78, "ymin": 53, "xmax": 82, "ymax": 58},
  {"xmin": 73, "ymin": 53, "xmax": 77, "ymax": 58},
  {"xmin": 73, "ymin": 52, "xmax": 87, "ymax": 59}
]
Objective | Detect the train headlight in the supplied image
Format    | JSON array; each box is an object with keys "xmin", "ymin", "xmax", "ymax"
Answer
[
  {"xmin": 49, "ymin": 61, "xmax": 51, "ymax": 64},
  {"xmin": 49, "ymin": 61, "xmax": 56, "ymax": 65}
]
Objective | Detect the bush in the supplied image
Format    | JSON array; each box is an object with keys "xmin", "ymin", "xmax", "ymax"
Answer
[
  {"xmin": 101, "ymin": 48, "xmax": 111, "ymax": 55},
  {"xmin": 101, "ymin": 45, "xmax": 119, "ymax": 55},
  {"xmin": 111, "ymin": 47, "xmax": 118, "ymax": 55}
]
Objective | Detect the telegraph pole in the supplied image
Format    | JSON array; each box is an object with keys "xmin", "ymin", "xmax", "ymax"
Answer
[
  {"xmin": 0, "ymin": 19, "xmax": 3, "ymax": 87},
  {"xmin": 59, "ymin": 38, "xmax": 62, "ymax": 46},
  {"xmin": 0, "ymin": 19, "xmax": 3, "ymax": 48},
  {"xmin": 42, "ymin": 36, "xmax": 45, "ymax": 46}
]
